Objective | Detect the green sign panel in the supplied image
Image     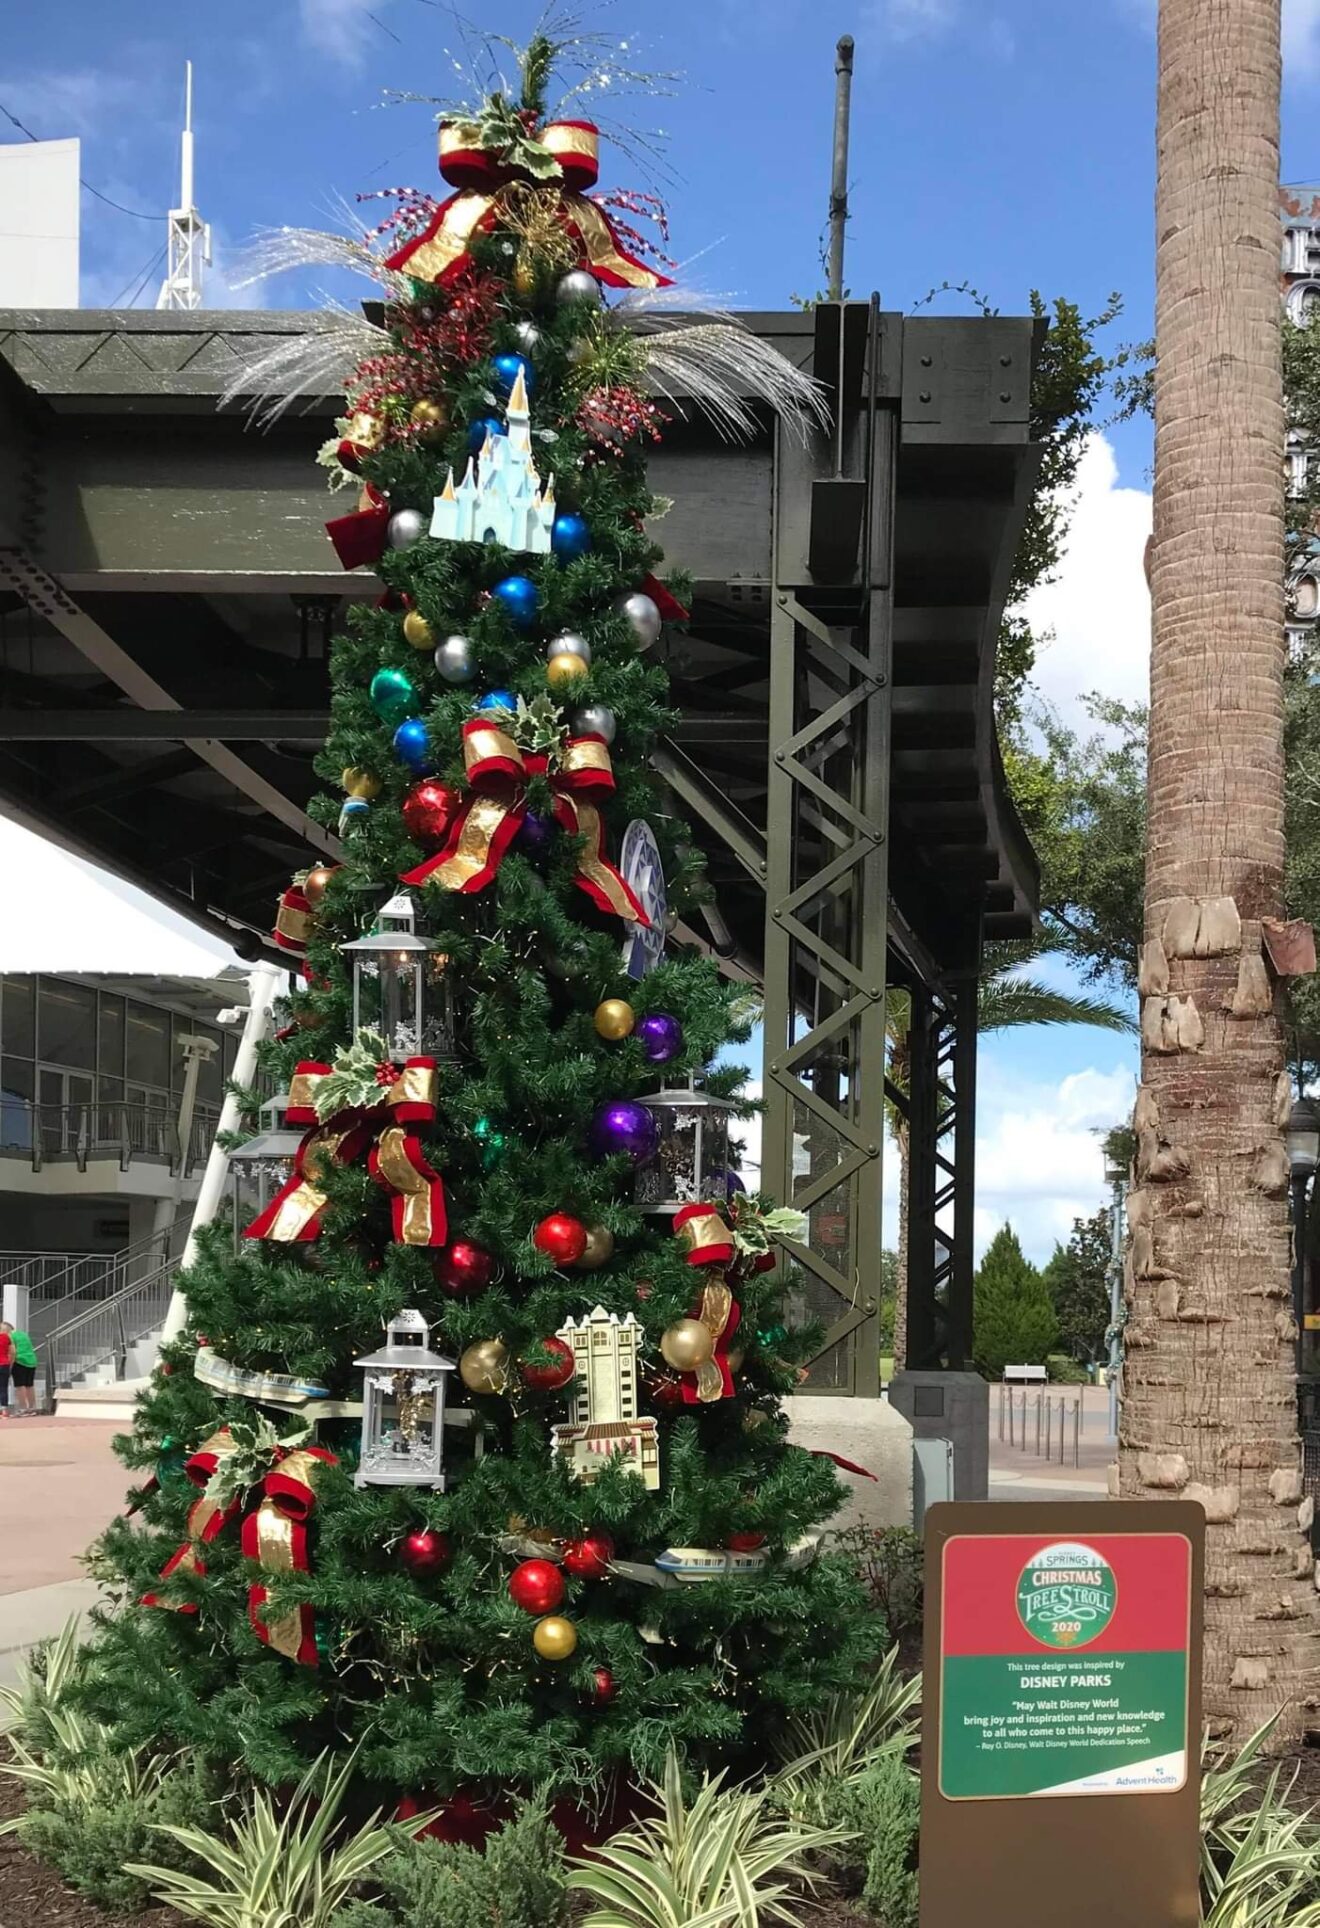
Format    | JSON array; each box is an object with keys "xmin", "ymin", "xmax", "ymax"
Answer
[{"xmin": 939, "ymin": 1531, "xmax": 1192, "ymax": 1800}]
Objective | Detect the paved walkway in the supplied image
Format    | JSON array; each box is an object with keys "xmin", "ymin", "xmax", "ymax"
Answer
[
  {"xmin": 0, "ymin": 1417, "xmax": 129, "ymax": 1704},
  {"xmin": 989, "ymin": 1383, "xmax": 1112, "ymax": 1501}
]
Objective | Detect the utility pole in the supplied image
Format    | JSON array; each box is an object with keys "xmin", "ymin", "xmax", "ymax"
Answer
[
  {"xmin": 157, "ymin": 61, "xmax": 211, "ymax": 310},
  {"xmin": 826, "ymin": 35, "xmax": 854, "ymax": 302}
]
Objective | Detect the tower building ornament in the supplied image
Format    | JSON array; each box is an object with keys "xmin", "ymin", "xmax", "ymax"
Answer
[{"xmin": 430, "ymin": 368, "xmax": 555, "ymax": 554}]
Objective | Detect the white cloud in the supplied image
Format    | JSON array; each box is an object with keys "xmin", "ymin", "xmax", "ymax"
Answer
[
  {"xmin": 300, "ymin": 0, "xmax": 395, "ymax": 63},
  {"xmin": 974, "ymin": 1062, "xmax": 1135, "ymax": 1260},
  {"xmin": 867, "ymin": 0, "xmax": 957, "ymax": 39},
  {"xmin": 1020, "ymin": 431, "xmax": 1152, "ymax": 724},
  {"xmin": 0, "ymin": 814, "xmax": 243, "ymax": 974}
]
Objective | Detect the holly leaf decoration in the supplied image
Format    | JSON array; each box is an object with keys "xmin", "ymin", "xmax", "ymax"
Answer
[
  {"xmin": 203, "ymin": 1413, "xmax": 313, "ymax": 1509},
  {"xmin": 313, "ymin": 1028, "xmax": 393, "ymax": 1120},
  {"xmin": 513, "ymin": 693, "xmax": 565, "ymax": 758},
  {"xmin": 474, "ymin": 98, "xmax": 563, "ymax": 182},
  {"xmin": 729, "ymin": 1194, "xmax": 808, "ymax": 1257}
]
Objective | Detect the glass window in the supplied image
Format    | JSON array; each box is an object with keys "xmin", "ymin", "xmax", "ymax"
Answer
[
  {"xmin": 0, "ymin": 1055, "xmax": 32, "ymax": 1150},
  {"xmin": 1, "ymin": 978, "xmax": 35, "ymax": 1060},
  {"xmin": 125, "ymin": 1002, "xmax": 170, "ymax": 1089},
  {"xmin": 38, "ymin": 979, "xmax": 96, "ymax": 1070},
  {"xmin": 98, "ymin": 995, "xmax": 124, "ymax": 1079},
  {"xmin": 197, "ymin": 1031, "xmax": 222, "ymax": 1104}
]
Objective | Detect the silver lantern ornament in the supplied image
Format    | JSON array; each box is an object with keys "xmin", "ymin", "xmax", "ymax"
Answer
[
  {"xmin": 634, "ymin": 1075, "xmax": 735, "ymax": 1215},
  {"xmin": 340, "ymin": 891, "xmax": 456, "ymax": 1062},
  {"xmin": 615, "ymin": 591, "xmax": 662, "ymax": 649},
  {"xmin": 354, "ymin": 1308, "xmax": 455, "ymax": 1489},
  {"xmin": 229, "ymin": 1092, "xmax": 303, "ymax": 1249},
  {"xmin": 388, "ymin": 508, "xmax": 428, "ymax": 549}
]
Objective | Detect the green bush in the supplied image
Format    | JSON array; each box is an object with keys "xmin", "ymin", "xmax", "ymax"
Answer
[
  {"xmin": 17, "ymin": 1754, "xmax": 219, "ymax": 1915},
  {"xmin": 337, "ymin": 1801, "xmax": 569, "ymax": 1928},
  {"xmin": 854, "ymin": 1754, "xmax": 920, "ymax": 1927},
  {"xmin": 833, "ymin": 1527, "xmax": 923, "ymax": 1639},
  {"xmin": 1046, "ymin": 1353, "xmax": 1091, "ymax": 1385}
]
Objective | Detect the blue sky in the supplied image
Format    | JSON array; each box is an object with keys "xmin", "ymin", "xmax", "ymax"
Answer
[{"xmin": 6, "ymin": 0, "xmax": 1320, "ymax": 1257}]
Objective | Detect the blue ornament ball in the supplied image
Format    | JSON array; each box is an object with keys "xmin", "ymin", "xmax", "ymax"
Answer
[
  {"xmin": 493, "ymin": 575, "xmax": 540, "ymax": 630},
  {"xmin": 492, "ymin": 353, "xmax": 534, "ymax": 397},
  {"xmin": 467, "ymin": 416, "xmax": 506, "ymax": 453},
  {"xmin": 393, "ymin": 718, "xmax": 434, "ymax": 773},
  {"xmin": 551, "ymin": 512, "xmax": 592, "ymax": 562},
  {"xmin": 476, "ymin": 689, "xmax": 517, "ymax": 717}
]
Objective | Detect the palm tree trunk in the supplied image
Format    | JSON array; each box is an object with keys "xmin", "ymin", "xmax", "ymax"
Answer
[
  {"xmin": 893, "ymin": 1118, "xmax": 910, "ymax": 1374},
  {"xmin": 1124, "ymin": 0, "xmax": 1320, "ymax": 1742}
]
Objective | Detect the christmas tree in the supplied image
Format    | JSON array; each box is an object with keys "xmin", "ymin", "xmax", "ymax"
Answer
[{"xmin": 82, "ymin": 24, "xmax": 879, "ymax": 1818}]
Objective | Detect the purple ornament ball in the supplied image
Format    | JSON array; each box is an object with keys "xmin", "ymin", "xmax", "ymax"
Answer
[
  {"xmin": 723, "ymin": 1168, "xmax": 747, "ymax": 1200},
  {"xmin": 635, "ymin": 1012, "xmax": 683, "ymax": 1064},
  {"xmin": 515, "ymin": 809, "xmax": 553, "ymax": 855},
  {"xmin": 591, "ymin": 1099, "xmax": 660, "ymax": 1165}
]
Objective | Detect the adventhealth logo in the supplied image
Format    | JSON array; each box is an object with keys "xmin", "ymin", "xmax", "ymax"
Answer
[{"xmin": 1016, "ymin": 1540, "xmax": 1117, "ymax": 1650}]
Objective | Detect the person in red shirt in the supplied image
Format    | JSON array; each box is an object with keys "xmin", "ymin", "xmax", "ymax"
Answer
[{"xmin": 0, "ymin": 1323, "xmax": 12, "ymax": 1416}]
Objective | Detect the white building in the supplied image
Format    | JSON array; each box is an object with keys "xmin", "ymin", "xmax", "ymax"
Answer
[
  {"xmin": 430, "ymin": 368, "xmax": 556, "ymax": 553},
  {"xmin": 0, "ymin": 138, "xmax": 80, "ymax": 307}
]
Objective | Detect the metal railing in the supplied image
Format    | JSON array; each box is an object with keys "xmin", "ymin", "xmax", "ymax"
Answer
[
  {"xmin": 39, "ymin": 1255, "xmax": 180, "ymax": 1407},
  {"xmin": 0, "ymin": 1250, "xmax": 118, "ymax": 1302},
  {"xmin": 19, "ymin": 1219, "xmax": 189, "ymax": 1351},
  {"xmin": 0, "ymin": 1101, "xmax": 220, "ymax": 1175},
  {"xmin": 997, "ymin": 1384, "xmax": 1083, "ymax": 1469}
]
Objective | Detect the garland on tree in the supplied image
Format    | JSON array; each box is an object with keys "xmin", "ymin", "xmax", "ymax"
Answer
[{"xmin": 81, "ymin": 18, "xmax": 879, "ymax": 1818}]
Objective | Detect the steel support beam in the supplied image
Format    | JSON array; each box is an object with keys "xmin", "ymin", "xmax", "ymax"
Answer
[
  {"xmin": 0, "ymin": 710, "xmax": 332, "ymax": 740},
  {"xmin": 0, "ymin": 550, "xmax": 338, "ymax": 859},
  {"xmin": 902, "ymin": 966, "xmax": 979, "ymax": 1370},
  {"xmin": 761, "ymin": 300, "xmax": 894, "ymax": 1396}
]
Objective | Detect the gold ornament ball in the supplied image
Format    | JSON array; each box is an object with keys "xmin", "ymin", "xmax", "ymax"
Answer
[
  {"xmin": 547, "ymin": 653, "xmax": 589, "ymax": 690},
  {"xmin": 409, "ymin": 397, "xmax": 449, "ymax": 443},
  {"xmin": 594, "ymin": 998, "xmax": 636, "ymax": 1042},
  {"xmin": 660, "ymin": 1318, "xmax": 715, "ymax": 1373},
  {"xmin": 402, "ymin": 609, "xmax": 436, "ymax": 651},
  {"xmin": 341, "ymin": 765, "xmax": 381, "ymax": 800},
  {"xmin": 579, "ymin": 1223, "xmax": 615, "ymax": 1271},
  {"xmin": 533, "ymin": 1614, "xmax": 578, "ymax": 1661},
  {"xmin": 459, "ymin": 1337, "xmax": 510, "ymax": 1395},
  {"xmin": 303, "ymin": 865, "xmax": 335, "ymax": 908}
]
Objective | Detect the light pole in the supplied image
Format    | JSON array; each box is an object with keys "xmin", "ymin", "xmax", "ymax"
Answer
[
  {"xmin": 1104, "ymin": 1149, "xmax": 1128, "ymax": 1442},
  {"xmin": 1287, "ymin": 1097, "xmax": 1320, "ymax": 1389}
]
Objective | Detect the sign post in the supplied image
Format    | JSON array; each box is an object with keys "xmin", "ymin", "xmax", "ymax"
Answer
[{"xmin": 920, "ymin": 1501, "xmax": 1204, "ymax": 1928}]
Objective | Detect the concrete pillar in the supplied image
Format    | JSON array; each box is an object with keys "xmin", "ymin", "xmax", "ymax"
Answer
[
  {"xmin": 888, "ymin": 1369, "xmax": 989, "ymax": 1501},
  {"xmin": 785, "ymin": 1393, "xmax": 914, "ymax": 1531}
]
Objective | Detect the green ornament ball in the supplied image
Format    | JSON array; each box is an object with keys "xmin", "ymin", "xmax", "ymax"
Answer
[
  {"xmin": 156, "ymin": 1443, "xmax": 189, "ymax": 1486},
  {"xmin": 757, "ymin": 1324, "xmax": 788, "ymax": 1349},
  {"xmin": 370, "ymin": 667, "xmax": 415, "ymax": 722}
]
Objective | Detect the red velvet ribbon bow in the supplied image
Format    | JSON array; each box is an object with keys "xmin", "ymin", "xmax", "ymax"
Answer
[
  {"xmin": 326, "ymin": 483, "xmax": 391, "ymax": 572},
  {"xmin": 243, "ymin": 1057, "xmax": 448, "ymax": 1248},
  {"xmin": 142, "ymin": 1429, "xmax": 337, "ymax": 1668},
  {"xmin": 400, "ymin": 718, "xmax": 647, "ymax": 925},
  {"xmin": 385, "ymin": 117, "xmax": 671, "ymax": 292},
  {"xmin": 272, "ymin": 879, "xmax": 314, "ymax": 958}
]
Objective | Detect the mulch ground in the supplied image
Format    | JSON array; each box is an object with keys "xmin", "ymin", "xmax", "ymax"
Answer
[{"xmin": 0, "ymin": 1759, "xmax": 177, "ymax": 1928}]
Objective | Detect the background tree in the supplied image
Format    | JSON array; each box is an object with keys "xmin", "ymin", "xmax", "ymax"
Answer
[
  {"xmin": 972, "ymin": 1225, "xmax": 1058, "ymax": 1379},
  {"xmin": 1128, "ymin": 0, "xmax": 1320, "ymax": 1739},
  {"xmin": 1041, "ymin": 1208, "xmax": 1112, "ymax": 1364}
]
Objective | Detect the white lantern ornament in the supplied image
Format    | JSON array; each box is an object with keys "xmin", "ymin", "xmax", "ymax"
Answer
[
  {"xmin": 339, "ymin": 891, "xmax": 456, "ymax": 1061},
  {"xmin": 229, "ymin": 1092, "xmax": 303, "ymax": 1249},
  {"xmin": 354, "ymin": 1308, "xmax": 455, "ymax": 1489}
]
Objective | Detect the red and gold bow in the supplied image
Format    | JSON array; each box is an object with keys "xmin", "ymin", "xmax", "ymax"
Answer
[
  {"xmin": 400, "ymin": 718, "xmax": 647, "ymax": 925},
  {"xmin": 242, "ymin": 1446, "xmax": 337, "ymax": 1665},
  {"xmin": 673, "ymin": 1202, "xmax": 736, "ymax": 1268},
  {"xmin": 142, "ymin": 1430, "xmax": 337, "ymax": 1668},
  {"xmin": 681, "ymin": 1278, "xmax": 742, "ymax": 1405},
  {"xmin": 272, "ymin": 879, "xmax": 314, "ymax": 958},
  {"xmin": 326, "ymin": 482, "xmax": 391, "ymax": 572},
  {"xmin": 385, "ymin": 118, "xmax": 671, "ymax": 292},
  {"xmin": 243, "ymin": 1058, "xmax": 448, "ymax": 1248}
]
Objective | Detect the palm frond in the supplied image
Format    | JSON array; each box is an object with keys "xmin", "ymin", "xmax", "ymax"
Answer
[{"xmin": 977, "ymin": 976, "xmax": 1136, "ymax": 1036}]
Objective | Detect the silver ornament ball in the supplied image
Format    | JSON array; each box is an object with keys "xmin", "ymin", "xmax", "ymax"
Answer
[
  {"xmin": 514, "ymin": 319, "xmax": 542, "ymax": 350},
  {"xmin": 571, "ymin": 703, "xmax": 616, "ymax": 745},
  {"xmin": 555, "ymin": 268, "xmax": 604, "ymax": 309},
  {"xmin": 615, "ymin": 591, "xmax": 662, "ymax": 649},
  {"xmin": 547, "ymin": 631, "xmax": 591, "ymax": 666},
  {"xmin": 388, "ymin": 509, "xmax": 427, "ymax": 550},
  {"xmin": 434, "ymin": 634, "xmax": 476, "ymax": 684}
]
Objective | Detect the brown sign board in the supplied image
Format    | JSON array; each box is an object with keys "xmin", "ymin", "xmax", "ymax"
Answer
[{"xmin": 920, "ymin": 1501, "xmax": 1204, "ymax": 1928}]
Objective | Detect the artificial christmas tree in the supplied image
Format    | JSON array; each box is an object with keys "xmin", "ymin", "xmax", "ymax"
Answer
[{"xmin": 81, "ymin": 25, "xmax": 880, "ymax": 1819}]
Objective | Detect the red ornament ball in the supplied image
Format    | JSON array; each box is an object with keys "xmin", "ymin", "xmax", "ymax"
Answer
[
  {"xmin": 398, "ymin": 1528, "xmax": 451, "ymax": 1576},
  {"xmin": 509, "ymin": 1558, "xmax": 565, "ymax": 1616},
  {"xmin": 591, "ymin": 1666, "xmax": 617, "ymax": 1705},
  {"xmin": 402, "ymin": 779, "xmax": 461, "ymax": 849},
  {"xmin": 434, "ymin": 1239, "xmax": 496, "ymax": 1296},
  {"xmin": 726, "ymin": 1531, "xmax": 767, "ymax": 1552},
  {"xmin": 519, "ymin": 1337, "xmax": 576, "ymax": 1391},
  {"xmin": 533, "ymin": 1212, "xmax": 588, "ymax": 1267},
  {"xmin": 562, "ymin": 1531, "xmax": 615, "ymax": 1579}
]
